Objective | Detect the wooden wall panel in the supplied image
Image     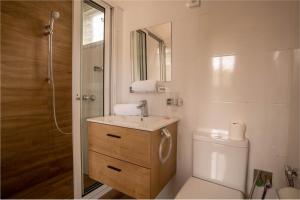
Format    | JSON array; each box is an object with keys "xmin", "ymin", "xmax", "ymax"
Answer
[{"xmin": 1, "ymin": 1, "xmax": 73, "ymax": 198}]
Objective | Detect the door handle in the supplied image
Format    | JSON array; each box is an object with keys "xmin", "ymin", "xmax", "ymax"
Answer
[{"xmin": 82, "ymin": 94, "xmax": 96, "ymax": 101}]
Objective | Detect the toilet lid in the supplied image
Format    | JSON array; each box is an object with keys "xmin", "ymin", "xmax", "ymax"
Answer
[{"xmin": 175, "ymin": 177, "xmax": 244, "ymax": 199}]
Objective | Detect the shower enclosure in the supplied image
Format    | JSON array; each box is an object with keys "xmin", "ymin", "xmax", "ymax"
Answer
[
  {"xmin": 1, "ymin": 0, "xmax": 110, "ymax": 198},
  {"xmin": 1, "ymin": 1, "xmax": 73, "ymax": 198},
  {"xmin": 80, "ymin": 0, "xmax": 106, "ymax": 195},
  {"xmin": 72, "ymin": 0, "xmax": 112, "ymax": 197}
]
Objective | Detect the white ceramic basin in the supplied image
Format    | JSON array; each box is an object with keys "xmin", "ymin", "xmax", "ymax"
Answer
[{"xmin": 86, "ymin": 115, "xmax": 179, "ymax": 131}]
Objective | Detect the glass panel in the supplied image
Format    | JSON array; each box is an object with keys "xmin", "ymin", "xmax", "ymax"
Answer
[
  {"xmin": 82, "ymin": 4, "xmax": 104, "ymax": 45},
  {"xmin": 80, "ymin": 1, "xmax": 105, "ymax": 195}
]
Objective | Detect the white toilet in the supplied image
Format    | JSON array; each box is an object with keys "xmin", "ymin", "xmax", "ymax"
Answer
[{"xmin": 176, "ymin": 130, "xmax": 249, "ymax": 199}]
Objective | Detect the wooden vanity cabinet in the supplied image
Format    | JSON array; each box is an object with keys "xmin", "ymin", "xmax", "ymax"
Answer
[{"xmin": 88, "ymin": 122, "xmax": 177, "ymax": 199}]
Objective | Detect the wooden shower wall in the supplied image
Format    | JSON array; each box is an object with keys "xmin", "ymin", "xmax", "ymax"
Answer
[{"xmin": 1, "ymin": 1, "xmax": 73, "ymax": 197}]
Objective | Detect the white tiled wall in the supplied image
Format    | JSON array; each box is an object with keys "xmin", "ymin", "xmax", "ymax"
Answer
[
  {"xmin": 111, "ymin": 0, "xmax": 300, "ymax": 197},
  {"xmin": 291, "ymin": 48, "xmax": 300, "ymax": 188}
]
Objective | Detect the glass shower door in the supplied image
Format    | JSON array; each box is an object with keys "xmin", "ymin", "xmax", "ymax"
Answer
[{"xmin": 80, "ymin": 0, "xmax": 105, "ymax": 195}]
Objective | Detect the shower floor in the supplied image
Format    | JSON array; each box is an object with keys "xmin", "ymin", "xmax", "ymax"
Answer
[
  {"xmin": 9, "ymin": 170, "xmax": 133, "ymax": 199},
  {"xmin": 9, "ymin": 171, "xmax": 103, "ymax": 199},
  {"xmin": 10, "ymin": 171, "xmax": 73, "ymax": 199}
]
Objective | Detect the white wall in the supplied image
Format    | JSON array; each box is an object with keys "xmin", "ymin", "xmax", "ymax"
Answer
[
  {"xmin": 112, "ymin": 0, "xmax": 299, "ymax": 197},
  {"xmin": 292, "ymin": 48, "xmax": 300, "ymax": 188},
  {"xmin": 298, "ymin": 0, "xmax": 300, "ymax": 174}
]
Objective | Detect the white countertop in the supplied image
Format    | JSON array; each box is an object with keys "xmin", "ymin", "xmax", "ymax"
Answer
[{"xmin": 86, "ymin": 115, "xmax": 179, "ymax": 131}]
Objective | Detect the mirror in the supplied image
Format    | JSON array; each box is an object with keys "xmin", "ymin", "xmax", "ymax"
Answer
[{"xmin": 131, "ymin": 22, "xmax": 172, "ymax": 82}]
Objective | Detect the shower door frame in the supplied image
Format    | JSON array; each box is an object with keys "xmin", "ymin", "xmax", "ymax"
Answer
[{"xmin": 72, "ymin": 0, "xmax": 119, "ymax": 198}]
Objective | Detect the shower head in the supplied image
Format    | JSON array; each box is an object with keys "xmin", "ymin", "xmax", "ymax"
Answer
[
  {"xmin": 51, "ymin": 11, "xmax": 60, "ymax": 20},
  {"xmin": 45, "ymin": 10, "xmax": 60, "ymax": 35},
  {"xmin": 50, "ymin": 11, "xmax": 60, "ymax": 28}
]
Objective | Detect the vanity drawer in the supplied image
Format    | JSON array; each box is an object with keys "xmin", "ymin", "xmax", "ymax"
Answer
[
  {"xmin": 89, "ymin": 151, "xmax": 150, "ymax": 199},
  {"xmin": 88, "ymin": 122, "xmax": 151, "ymax": 167}
]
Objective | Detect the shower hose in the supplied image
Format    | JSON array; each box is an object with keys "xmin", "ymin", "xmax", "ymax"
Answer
[{"xmin": 48, "ymin": 32, "xmax": 72, "ymax": 135}]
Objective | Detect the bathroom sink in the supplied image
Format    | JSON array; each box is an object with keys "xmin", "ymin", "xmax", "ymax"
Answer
[{"xmin": 86, "ymin": 115, "xmax": 179, "ymax": 131}]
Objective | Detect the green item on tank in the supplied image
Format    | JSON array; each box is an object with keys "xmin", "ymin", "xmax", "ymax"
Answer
[{"xmin": 255, "ymin": 177, "xmax": 264, "ymax": 187}]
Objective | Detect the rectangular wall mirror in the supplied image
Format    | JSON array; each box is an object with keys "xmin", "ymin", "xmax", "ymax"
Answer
[{"xmin": 130, "ymin": 22, "xmax": 172, "ymax": 82}]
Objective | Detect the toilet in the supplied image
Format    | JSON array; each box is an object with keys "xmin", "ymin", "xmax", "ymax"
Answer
[{"xmin": 176, "ymin": 130, "xmax": 249, "ymax": 199}]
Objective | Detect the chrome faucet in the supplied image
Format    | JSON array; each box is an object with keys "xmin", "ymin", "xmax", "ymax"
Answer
[{"xmin": 137, "ymin": 100, "xmax": 148, "ymax": 117}]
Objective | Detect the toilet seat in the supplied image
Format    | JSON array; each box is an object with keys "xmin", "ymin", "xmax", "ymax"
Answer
[{"xmin": 175, "ymin": 177, "xmax": 244, "ymax": 199}]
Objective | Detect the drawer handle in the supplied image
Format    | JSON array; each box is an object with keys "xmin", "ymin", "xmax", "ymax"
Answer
[
  {"xmin": 107, "ymin": 165, "xmax": 122, "ymax": 172},
  {"xmin": 106, "ymin": 133, "xmax": 121, "ymax": 139}
]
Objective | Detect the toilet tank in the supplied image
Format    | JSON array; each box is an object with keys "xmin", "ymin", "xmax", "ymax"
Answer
[{"xmin": 193, "ymin": 129, "xmax": 249, "ymax": 193}]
